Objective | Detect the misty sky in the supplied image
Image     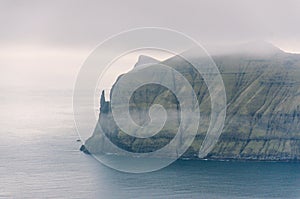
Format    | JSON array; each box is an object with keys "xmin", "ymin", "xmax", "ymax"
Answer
[{"xmin": 1, "ymin": 0, "xmax": 300, "ymax": 90}]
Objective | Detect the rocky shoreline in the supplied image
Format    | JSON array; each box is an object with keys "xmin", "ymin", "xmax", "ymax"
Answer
[{"xmin": 80, "ymin": 144, "xmax": 300, "ymax": 162}]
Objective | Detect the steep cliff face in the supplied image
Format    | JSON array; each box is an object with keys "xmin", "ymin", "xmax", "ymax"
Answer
[{"xmin": 84, "ymin": 44, "xmax": 300, "ymax": 161}]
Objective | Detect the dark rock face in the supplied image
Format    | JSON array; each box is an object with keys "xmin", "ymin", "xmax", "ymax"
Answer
[
  {"xmin": 79, "ymin": 145, "xmax": 90, "ymax": 154},
  {"xmin": 84, "ymin": 45, "xmax": 300, "ymax": 161},
  {"xmin": 100, "ymin": 90, "xmax": 109, "ymax": 114}
]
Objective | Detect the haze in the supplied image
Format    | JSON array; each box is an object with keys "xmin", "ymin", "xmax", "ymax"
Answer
[{"xmin": 1, "ymin": 0, "xmax": 300, "ymax": 90}]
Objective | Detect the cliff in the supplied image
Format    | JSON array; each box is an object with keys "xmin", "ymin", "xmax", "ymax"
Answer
[{"xmin": 83, "ymin": 42, "xmax": 300, "ymax": 161}]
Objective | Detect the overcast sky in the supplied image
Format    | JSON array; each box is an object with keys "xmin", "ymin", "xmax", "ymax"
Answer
[{"xmin": 1, "ymin": 0, "xmax": 300, "ymax": 90}]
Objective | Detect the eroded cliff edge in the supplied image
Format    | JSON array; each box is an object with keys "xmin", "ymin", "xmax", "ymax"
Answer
[{"xmin": 83, "ymin": 43, "xmax": 300, "ymax": 161}]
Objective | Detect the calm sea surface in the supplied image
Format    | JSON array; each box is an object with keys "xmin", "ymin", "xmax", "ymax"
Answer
[{"xmin": 0, "ymin": 89, "xmax": 299, "ymax": 198}]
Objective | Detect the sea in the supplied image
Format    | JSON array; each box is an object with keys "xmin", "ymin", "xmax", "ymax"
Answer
[{"xmin": 0, "ymin": 88, "xmax": 299, "ymax": 199}]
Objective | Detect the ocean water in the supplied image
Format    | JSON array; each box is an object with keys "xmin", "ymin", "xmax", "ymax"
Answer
[{"xmin": 0, "ymin": 88, "xmax": 300, "ymax": 199}]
